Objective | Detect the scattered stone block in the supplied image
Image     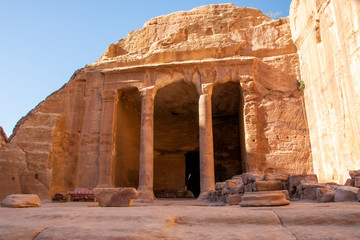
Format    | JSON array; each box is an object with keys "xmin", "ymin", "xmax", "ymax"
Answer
[
  {"xmin": 241, "ymin": 173, "xmax": 251, "ymax": 185},
  {"xmin": 248, "ymin": 173, "xmax": 265, "ymax": 183},
  {"xmin": 302, "ymin": 184, "xmax": 328, "ymax": 201},
  {"xmin": 226, "ymin": 194, "xmax": 243, "ymax": 206},
  {"xmin": 252, "ymin": 180, "xmax": 283, "ymax": 191},
  {"xmin": 221, "ymin": 188, "xmax": 230, "ymax": 195},
  {"xmin": 273, "ymin": 174, "xmax": 289, "ymax": 181},
  {"xmin": 231, "ymin": 175, "xmax": 242, "ymax": 180},
  {"xmin": 230, "ymin": 185, "xmax": 244, "ymax": 194},
  {"xmin": 225, "ymin": 179, "xmax": 240, "ymax": 189},
  {"xmin": 244, "ymin": 184, "xmax": 252, "ymax": 192},
  {"xmin": 334, "ymin": 186, "xmax": 359, "ymax": 202},
  {"xmin": 281, "ymin": 190, "xmax": 290, "ymax": 200},
  {"xmin": 239, "ymin": 191, "xmax": 290, "ymax": 207},
  {"xmin": 318, "ymin": 191, "xmax": 335, "ymax": 203},
  {"xmin": 215, "ymin": 182, "xmax": 225, "ymax": 190},
  {"xmin": 93, "ymin": 188, "xmax": 138, "ymax": 207},
  {"xmin": 357, "ymin": 189, "xmax": 360, "ymax": 201},
  {"xmin": 344, "ymin": 178, "xmax": 355, "ymax": 187},
  {"xmin": 264, "ymin": 173, "xmax": 275, "ymax": 181},
  {"xmin": 289, "ymin": 174, "xmax": 318, "ymax": 198},
  {"xmin": 208, "ymin": 190, "xmax": 218, "ymax": 202},
  {"xmin": 355, "ymin": 176, "xmax": 360, "ymax": 188},
  {"xmin": 349, "ymin": 170, "xmax": 360, "ymax": 179},
  {"xmin": 1, "ymin": 194, "xmax": 41, "ymax": 208}
]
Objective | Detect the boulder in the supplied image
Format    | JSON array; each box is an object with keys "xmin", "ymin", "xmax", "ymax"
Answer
[
  {"xmin": 224, "ymin": 179, "xmax": 241, "ymax": 189},
  {"xmin": 334, "ymin": 186, "xmax": 359, "ymax": 202},
  {"xmin": 93, "ymin": 188, "xmax": 138, "ymax": 207},
  {"xmin": 349, "ymin": 170, "xmax": 360, "ymax": 179},
  {"xmin": 1, "ymin": 194, "xmax": 41, "ymax": 208},
  {"xmin": 318, "ymin": 191, "xmax": 335, "ymax": 203},
  {"xmin": 344, "ymin": 178, "xmax": 355, "ymax": 187},
  {"xmin": 215, "ymin": 182, "xmax": 225, "ymax": 190},
  {"xmin": 302, "ymin": 184, "xmax": 328, "ymax": 201},
  {"xmin": 244, "ymin": 184, "xmax": 252, "ymax": 192},
  {"xmin": 355, "ymin": 176, "xmax": 360, "ymax": 188},
  {"xmin": 239, "ymin": 191, "xmax": 290, "ymax": 207},
  {"xmin": 252, "ymin": 180, "xmax": 283, "ymax": 191},
  {"xmin": 230, "ymin": 184, "xmax": 244, "ymax": 194},
  {"xmin": 226, "ymin": 194, "xmax": 243, "ymax": 206},
  {"xmin": 289, "ymin": 174, "xmax": 318, "ymax": 198},
  {"xmin": 281, "ymin": 190, "xmax": 290, "ymax": 200},
  {"xmin": 248, "ymin": 173, "xmax": 265, "ymax": 183}
]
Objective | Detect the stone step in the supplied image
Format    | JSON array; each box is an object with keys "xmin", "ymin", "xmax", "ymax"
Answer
[{"xmin": 240, "ymin": 191, "xmax": 290, "ymax": 207}]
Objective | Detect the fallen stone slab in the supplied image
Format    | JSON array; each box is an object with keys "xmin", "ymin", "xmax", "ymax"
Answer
[
  {"xmin": 93, "ymin": 188, "xmax": 138, "ymax": 207},
  {"xmin": 1, "ymin": 194, "xmax": 41, "ymax": 208},
  {"xmin": 334, "ymin": 186, "xmax": 359, "ymax": 202},
  {"xmin": 239, "ymin": 191, "xmax": 290, "ymax": 207}
]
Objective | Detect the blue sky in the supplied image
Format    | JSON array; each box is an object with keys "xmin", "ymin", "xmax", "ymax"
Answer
[{"xmin": 0, "ymin": 0, "xmax": 292, "ymax": 136}]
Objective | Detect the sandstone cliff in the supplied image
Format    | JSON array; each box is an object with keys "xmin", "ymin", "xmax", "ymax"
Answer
[
  {"xmin": 0, "ymin": 127, "xmax": 8, "ymax": 149},
  {"xmin": 0, "ymin": 4, "xmax": 312, "ymax": 200},
  {"xmin": 290, "ymin": 0, "xmax": 360, "ymax": 184}
]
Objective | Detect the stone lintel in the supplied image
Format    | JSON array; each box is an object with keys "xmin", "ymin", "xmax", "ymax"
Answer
[{"xmin": 101, "ymin": 57, "xmax": 256, "ymax": 75}]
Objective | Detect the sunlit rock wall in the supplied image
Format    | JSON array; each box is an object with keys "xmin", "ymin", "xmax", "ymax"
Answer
[{"xmin": 290, "ymin": 0, "xmax": 360, "ymax": 184}]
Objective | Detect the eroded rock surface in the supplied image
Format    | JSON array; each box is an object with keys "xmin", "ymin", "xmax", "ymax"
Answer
[{"xmin": 290, "ymin": 0, "xmax": 360, "ymax": 184}]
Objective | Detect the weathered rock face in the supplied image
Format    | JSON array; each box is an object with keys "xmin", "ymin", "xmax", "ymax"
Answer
[
  {"xmin": 0, "ymin": 127, "xmax": 7, "ymax": 149},
  {"xmin": 290, "ymin": 0, "xmax": 360, "ymax": 184},
  {"xmin": 0, "ymin": 4, "xmax": 312, "ymax": 200}
]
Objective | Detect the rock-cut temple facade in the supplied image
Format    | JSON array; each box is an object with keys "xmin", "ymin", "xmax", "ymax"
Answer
[{"xmin": 0, "ymin": 1, "xmax": 359, "ymax": 201}]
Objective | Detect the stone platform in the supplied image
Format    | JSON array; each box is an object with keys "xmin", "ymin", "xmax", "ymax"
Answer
[{"xmin": 1, "ymin": 200, "xmax": 360, "ymax": 239}]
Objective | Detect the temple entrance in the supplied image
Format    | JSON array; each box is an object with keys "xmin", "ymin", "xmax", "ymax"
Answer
[
  {"xmin": 154, "ymin": 81, "xmax": 199, "ymax": 198},
  {"xmin": 112, "ymin": 88, "xmax": 141, "ymax": 188},
  {"xmin": 212, "ymin": 81, "xmax": 246, "ymax": 182}
]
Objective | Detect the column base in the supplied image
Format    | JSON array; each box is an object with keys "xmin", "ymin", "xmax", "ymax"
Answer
[
  {"xmin": 197, "ymin": 191, "xmax": 210, "ymax": 202},
  {"xmin": 136, "ymin": 189, "xmax": 156, "ymax": 203}
]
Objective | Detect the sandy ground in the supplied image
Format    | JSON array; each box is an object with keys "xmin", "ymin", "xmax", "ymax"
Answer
[{"xmin": 1, "ymin": 199, "xmax": 360, "ymax": 239}]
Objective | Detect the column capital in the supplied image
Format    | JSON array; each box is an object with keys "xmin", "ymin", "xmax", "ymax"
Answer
[
  {"xmin": 139, "ymin": 86, "xmax": 155, "ymax": 99},
  {"xmin": 201, "ymin": 83, "xmax": 214, "ymax": 96},
  {"xmin": 101, "ymin": 89, "xmax": 116, "ymax": 102}
]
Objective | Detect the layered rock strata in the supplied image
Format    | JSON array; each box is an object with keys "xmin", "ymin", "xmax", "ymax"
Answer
[
  {"xmin": 290, "ymin": 0, "xmax": 360, "ymax": 184},
  {"xmin": 0, "ymin": 4, "xmax": 312, "ymax": 200}
]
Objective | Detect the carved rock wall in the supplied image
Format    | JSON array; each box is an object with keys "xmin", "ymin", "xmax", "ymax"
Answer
[
  {"xmin": 0, "ymin": 4, "xmax": 312, "ymax": 200},
  {"xmin": 290, "ymin": 0, "xmax": 360, "ymax": 184}
]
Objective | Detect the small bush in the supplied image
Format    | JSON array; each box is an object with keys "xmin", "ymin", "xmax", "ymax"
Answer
[{"xmin": 297, "ymin": 79, "xmax": 305, "ymax": 93}]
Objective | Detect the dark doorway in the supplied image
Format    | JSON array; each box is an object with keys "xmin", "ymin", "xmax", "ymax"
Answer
[
  {"xmin": 185, "ymin": 151, "xmax": 200, "ymax": 197},
  {"xmin": 212, "ymin": 81, "xmax": 245, "ymax": 182},
  {"xmin": 154, "ymin": 81, "xmax": 199, "ymax": 198}
]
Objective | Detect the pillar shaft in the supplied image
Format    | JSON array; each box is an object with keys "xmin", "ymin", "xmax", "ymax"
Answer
[
  {"xmin": 137, "ymin": 88, "xmax": 155, "ymax": 201},
  {"xmin": 199, "ymin": 93, "xmax": 215, "ymax": 193}
]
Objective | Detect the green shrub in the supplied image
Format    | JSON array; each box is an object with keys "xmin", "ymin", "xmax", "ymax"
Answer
[{"xmin": 297, "ymin": 79, "xmax": 305, "ymax": 93}]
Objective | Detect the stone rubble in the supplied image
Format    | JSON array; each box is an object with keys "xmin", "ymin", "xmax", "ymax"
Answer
[{"xmin": 209, "ymin": 169, "xmax": 360, "ymax": 205}]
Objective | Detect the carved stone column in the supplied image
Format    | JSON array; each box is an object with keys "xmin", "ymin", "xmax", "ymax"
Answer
[
  {"xmin": 198, "ymin": 84, "xmax": 215, "ymax": 199},
  {"xmin": 97, "ymin": 89, "xmax": 116, "ymax": 187},
  {"xmin": 137, "ymin": 87, "xmax": 155, "ymax": 202}
]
